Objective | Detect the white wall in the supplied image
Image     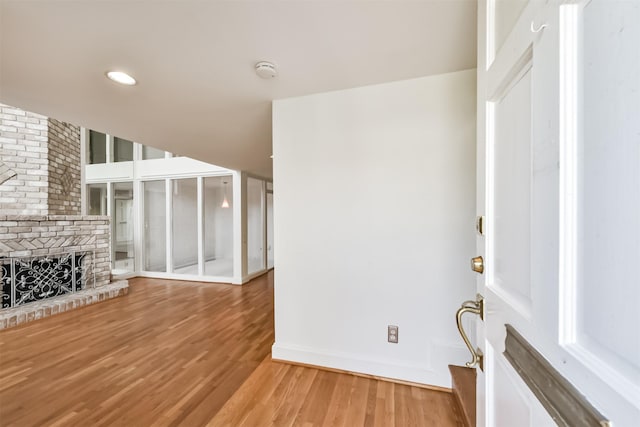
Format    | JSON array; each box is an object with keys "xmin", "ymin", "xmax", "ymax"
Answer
[{"xmin": 272, "ymin": 69, "xmax": 477, "ymax": 387}]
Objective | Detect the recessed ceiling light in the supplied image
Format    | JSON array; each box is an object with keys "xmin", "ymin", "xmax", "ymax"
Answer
[{"xmin": 106, "ymin": 71, "xmax": 137, "ymax": 86}]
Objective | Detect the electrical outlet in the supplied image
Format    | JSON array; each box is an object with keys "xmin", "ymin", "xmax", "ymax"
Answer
[{"xmin": 388, "ymin": 325, "xmax": 398, "ymax": 343}]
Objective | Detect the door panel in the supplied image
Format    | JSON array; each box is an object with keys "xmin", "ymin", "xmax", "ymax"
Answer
[
  {"xmin": 492, "ymin": 351, "xmax": 531, "ymax": 426},
  {"xmin": 491, "ymin": 67, "xmax": 533, "ymax": 312},
  {"xmin": 494, "ymin": 347, "xmax": 557, "ymax": 427}
]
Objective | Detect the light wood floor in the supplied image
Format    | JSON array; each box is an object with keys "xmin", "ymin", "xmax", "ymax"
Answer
[
  {"xmin": 210, "ymin": 357, "xmax": 461, "ymax": 427},
  {"xmin": 0, "ymin": 272, "xmax": 461, "ymax": 426}
]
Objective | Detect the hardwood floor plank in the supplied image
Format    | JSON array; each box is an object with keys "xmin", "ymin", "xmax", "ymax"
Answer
[
  {"xmin": 342, "ymin": 376, "xmax": 370, "ymax": 427},
  {"xmin": 375, "ymin": 381, "xmax": 396, "ymax": 427},
  {"xmin": 362, "ymin": 379, "xmax": 378, "ymax": 427},
  {"xmin": 293, "ymin": 370, "xmax": 338, "ymax": 426},
  {"xmin": 322, "ymin": 372, "xmax": 355, "ymax": 427},
  {"xmin": 269, "ymin": 365, "xmax": 318, "ymax": 427}
]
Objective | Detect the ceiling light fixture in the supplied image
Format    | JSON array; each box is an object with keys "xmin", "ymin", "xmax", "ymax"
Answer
[
  {"xmin": 221, "ymin": 181, "xmax": 230, "ymax": 208},
  {"xmin": 255, "ymin": 61, "xmax": 277, "ymax": 79},
  {"xmin": 106, "ymin": 71, "xmax": 137, "ymax": 86}
]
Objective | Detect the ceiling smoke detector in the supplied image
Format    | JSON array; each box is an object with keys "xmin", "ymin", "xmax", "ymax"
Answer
[{"xmin": 255, "ymin": 61, "xmax": 277, "ymax": 79}]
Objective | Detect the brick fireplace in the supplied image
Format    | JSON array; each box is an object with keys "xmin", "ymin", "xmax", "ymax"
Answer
[
  {"xmin": 0, "ymin": 214, "xmax": 111, "ymax": 292},
  {"xmin": 0, "ymin": 103, "xmax": 125, "ymax": 327}
]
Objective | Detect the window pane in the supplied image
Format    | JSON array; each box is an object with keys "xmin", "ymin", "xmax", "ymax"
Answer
[
  {"xmin": 114, "ymin": 137, "xmax": 133, "ymax": 162},
  {"xmin": 89, "ymin": 130, "xmax": 106, "ymax": 164},
  {"xmin": 172, "ymin": 179, "xmax": 198, "ymax": 274},
  {"xmin": 113, "ymin": 182, "xmax": 134, "ymax": 273},
  {"xmin": 578, "ymin": 0, "xmax": 640, "ymax": 372},
  {"xmin": 142, "ymin": 145, "xmax": 165, "ymax": 160},
  {"xmin": 204, "ymin": 176, "xmax": 233, "ymax": 277},
  {"xmin": 247, "ymin": 177, "xmax": 264, "ymax": 274},
  {"xmin": 143, "ymin": 180, "xmax": 166, "ymax": 272},
  {"xmin": 87, "ymin": 183, "xmax": 107, "ymax": 215}
]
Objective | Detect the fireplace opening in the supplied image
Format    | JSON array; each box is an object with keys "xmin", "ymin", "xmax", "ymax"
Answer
[{"xmin": 1, "ymin": 252, "xmax": 94, "ymax": 309}]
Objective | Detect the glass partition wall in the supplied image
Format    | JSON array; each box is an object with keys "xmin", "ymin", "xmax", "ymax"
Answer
[
  {"xmin": 266, "ymin": 181, "xmax": 274, "ymax": 269},
  {"xmin": 171, "ymin": 179, "xmax": 199, "ymax": 274},
  {"xmin": 247, "ymin": 177, "xmax": 265, "ymax": 274},
  {"xmin": 267, "ymin": 191, "xmax": 274, "ymax": 269},
  {"xmin": 87, "ymin": 183, "xmax": 107, "ymax": 215},
  {"xmin": 113, "ymin": 137, "xmax": 134, "ymax": 162},
  {"xmin": 142, "ymin": 145, "xmax": 165, "ymax": 160},
  {"xmin": 84, "ymin": 127, "xmax": 273, "ymax": 283},
  {"xmin": 85, "ymin": 173, "xmax": 272, "ymax": 283},
  {"xmin": 143, "ymin": 180, "xmax": 167, "ymax": 272},
  {"xmin": 89, "ymin": 131, "xmax": 107, "ymax": 164},
  {"xmin": 113, "ymin": 182, "xmax": 134, "ymax": 273},
  {"xmin": 204, "ymin": 177, "xmax": 234, "ymax": 276},
  {"xmin": 139, "ymin": 175, "xmax": 237, "ymax": 281}
]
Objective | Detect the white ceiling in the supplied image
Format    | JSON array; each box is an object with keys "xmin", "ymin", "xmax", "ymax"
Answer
[{"xmin": 0, "ymin": 0, "xmax": 477, "ymax": 178}]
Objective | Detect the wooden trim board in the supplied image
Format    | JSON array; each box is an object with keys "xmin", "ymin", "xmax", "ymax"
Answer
[
  {"xmin": 449, "ymin": 365, "xmax": 476, "ymax": 427},
  {"xmin": 503, "ymin": 324, "xmax": 610, "ymax": 427}
]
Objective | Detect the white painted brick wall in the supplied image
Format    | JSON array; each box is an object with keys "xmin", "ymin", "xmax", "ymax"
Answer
[
  {"xmin": 47, "ymin": 118, "xmax": 81, "ymax": 215},
  {"xmin": 0, "ymin": 104, "xmax": 49, "ymax": 215},
  {"xmin": 0, "ymin": 104, "xmax": 81, "ymax": 216}
]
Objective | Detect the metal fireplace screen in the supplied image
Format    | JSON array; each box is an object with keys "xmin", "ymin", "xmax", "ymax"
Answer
[{"xmin": 1, "ymin": 251, "xmax": 95, "ymax": 309}]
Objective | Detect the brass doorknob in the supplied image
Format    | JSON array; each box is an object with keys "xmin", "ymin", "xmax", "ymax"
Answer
[{"xmin": 471, "ymin": 256, "xmax": 484, "ymax": 274}]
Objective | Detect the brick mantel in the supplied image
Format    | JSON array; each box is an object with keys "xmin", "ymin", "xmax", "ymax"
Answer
[{"xmin": 0, "ymin": 215, "xmax": 111, "ymax": 287}]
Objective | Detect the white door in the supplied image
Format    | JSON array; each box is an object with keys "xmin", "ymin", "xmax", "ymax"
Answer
[{"xmin": 475, "ymin": 0, "xmax": 639, "ymax": 426}]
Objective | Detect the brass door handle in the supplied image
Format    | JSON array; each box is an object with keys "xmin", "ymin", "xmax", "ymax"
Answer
[
  {"xmin": 471, "ymin": 256, "xmax": 484, "ymax": 274},
  {"xmin": 456, "ymin": 294, "xmax": 485, "ymax": 371}
]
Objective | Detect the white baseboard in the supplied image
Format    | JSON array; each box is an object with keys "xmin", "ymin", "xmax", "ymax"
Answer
[
  {"xmin": 271, "ymin": 342, "xmax": 453, "ymax": 388},
  {"xmin": 135, "ymin": 271, "xmax": 235, "ymax": 284}
]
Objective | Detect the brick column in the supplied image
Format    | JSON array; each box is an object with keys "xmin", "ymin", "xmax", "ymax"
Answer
[
  {"xmin": 0, "ymin": 105, "xmax": 49, "ymax": 215},
  {"xmin": 0, "ymin": 104, "xmax": 82, "ymax": 216},
  {"xmin": 47, "ymin": 119, "xmax": 81, "ymax": 215}
]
